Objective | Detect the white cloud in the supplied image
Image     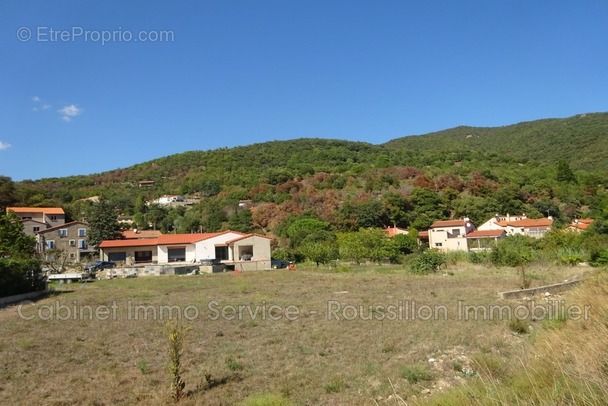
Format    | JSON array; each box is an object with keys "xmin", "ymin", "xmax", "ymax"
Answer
[
  {"xmin": 0, "ymin": 141, "xmax": 11, "ymax": 151},
  {"xmin": 42, "ymin": 104, "xmax": 51, "ymax": 110},
  {"xmin": 58, "ymin": 104, "xmax": 83, "ymax": 122},
  {"xmin": 32, "ymin": 96, "xmax": 41, "ymax": 102}
]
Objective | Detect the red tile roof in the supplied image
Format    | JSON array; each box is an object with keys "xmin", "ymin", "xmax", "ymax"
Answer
[
  {"xmin": 99, "ymin": 239, "xmax": 159, "ymax": 248},
  {"xmin": 225, "ymin": 233, "xmax": 272, "ymax": 244},
  {"xmin": 7, "ymin": 207, "xmax": 65, "ymax": 215},
  {"xmin": 466, "ymin": 229, "xmax": 505, "ymax": 239},
  {"xmin": 123, "ymin": 230, "xmax": 163, "ymax": 239},
  {"xmin": 386, "ymin": 226, "xmax": 409, "ymax": 237},
  {"xmin": 569, "ymin": 219, "xmax": 593, "ymax": 230},
  {"xmin": 496, "ymin": 218, "xmax": 553, "ymax": 228},
  {"xmin": 430, "ymin": 219, "xmax": 467, "ymax": 228},
  {"xmin": 99, "ymin": 230, "xmax": 250, "ymax": 248},
  {"xmin": 158, "ymin": 233, "xmax": 223, "ymax": 245}
]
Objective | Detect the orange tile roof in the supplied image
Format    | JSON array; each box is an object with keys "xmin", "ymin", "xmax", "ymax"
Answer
[
  {"xmin": 99, "ymin": 230, "xmax": 252, "ymax": 248},
  {"xmin": 99, "ymin": 239, "xmax": 159, "ymax": 248},
  {"xmin": 225, "ymin": 233, "xmax": 272, "ymax": 244},
  {"xmin": 569, "ymin": 219, "xmax": 593, "ymax": 230},
  {"xmin": 496, "ymin": 218, "xmax": 553, "ymax": 228},
  {"xmin": 430, "ymin": 219, "xmax": 467, "ymax": 228},
  {"xmin": 158, "ymin": 233, "xmax": 223, "ymax": 245},
  {"xmin": 466, "ymin": 229, "xmax": 505, "ymax": 239},
  {"xmin": 386, "ymin": 226, "xmax": 409, "ymax": 237},
  {"xmin": 123, "ymin": 230, "xmax": 163, "ymax": 239},
  {"xmin": 7, "ymin": 207, "xmax": 65, "ymax": 215}
]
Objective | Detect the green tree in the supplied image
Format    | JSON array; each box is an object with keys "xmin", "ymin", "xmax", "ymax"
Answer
[
  {"xmin": 228, "ymin": 209, "xmax": 253, "ymax": 233},
  {"xmin": 0, "ymin": 212, "xmax": 43, "ymax": 297},
  {"xmin": 88, "ymin": 199, "xmax": 123, "ymax": 248},
  {"xmin": 286, "ymin": 218, "xmax": 330, "ymax": 248},
  {"xmin": 556, "ymin": 160, "xmax": 577, "ymax": 183},
  {"xmin": 0, "ymin": 212, "xmax": 36, "ymax": 258},
  {"xmin": 0, "ymin": 176, "xmax": 17, "ymax": 211}
]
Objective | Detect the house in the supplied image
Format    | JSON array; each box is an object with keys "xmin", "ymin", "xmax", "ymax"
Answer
[
  {"xmin": 37, "ymin": 221, "xmax": 95, "ymax": 262},
  {"xmin": 19, "ymin": 218, "xmax": 48, "ymax": 237},
  {"xmin": 138, "ymin": 180, "xmax": 155, "ymax": 188},
  {"xmin": 465, "ymin": 229, "xmax": 506, "ymax": 251},
  {"xmin": 150, "ymin": 195, "xmax": 185, "ymax": 205},
  {"xmin": 477, "ymin": 213, "xmax": 528, "ymax": 231},
  {"xmin": 428, "ymin": 218, "xmax": 476, "ymax": 252},
  {"xmin": 498, "ymin": 217, "xmax": 553, "ymax": 238},
  {"xmin": 99, "ymin": 230, "xmax": 272, "ymax": 270},
  {"xmin": 6, "ymin": 207, "xmax": 65, "ymax": 230},
  {"xmin": 385, "ymin": 226, "xmax": 409, "ymax": 237},
  {"xmin": 567, "ymin": 218, "xmax": 593, "ymax": 232}
]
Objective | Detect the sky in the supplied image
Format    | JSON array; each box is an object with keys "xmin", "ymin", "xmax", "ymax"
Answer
[{"xmin": 2, "ymin": 1, "xmax": 608, "ymax": 181}]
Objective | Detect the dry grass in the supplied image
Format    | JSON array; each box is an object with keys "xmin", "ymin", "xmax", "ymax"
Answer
[
  {"xmin": 419, "ymin": 269, "xmax": 608, "ymax": 406},
  {"xmin": 0, "ymin": 264, "xmax": 586, "ymax": 405}
]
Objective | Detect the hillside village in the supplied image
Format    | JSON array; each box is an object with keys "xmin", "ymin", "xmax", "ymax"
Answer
[{"xmin": 4, "ymin": 204, "xmax": 596, "ymax": 276}]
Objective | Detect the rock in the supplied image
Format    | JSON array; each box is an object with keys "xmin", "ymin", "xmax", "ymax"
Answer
[{"xmin": 428, "ymin": 358, "xmax": 437, "ymax": 363}]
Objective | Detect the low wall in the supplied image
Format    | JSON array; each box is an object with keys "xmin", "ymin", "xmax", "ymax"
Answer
[
  {"xmin": 499, "ymin": 279, "xmax": 583, "ymax": 300},
  {"xmin": 0, "ymin": 290, "xmax": 50, "ymax": 307}
]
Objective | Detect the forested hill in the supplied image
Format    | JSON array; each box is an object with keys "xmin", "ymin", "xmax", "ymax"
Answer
[
  {"xmin": 385, "ymin": 112, "xmax": 608, "ymax": 171},
  {"xmin": 5, "ymin": 112, "xmax": 608, "ymax": 233}
]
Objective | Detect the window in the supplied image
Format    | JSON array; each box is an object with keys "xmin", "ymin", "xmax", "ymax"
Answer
[
  {"xmin": 58, "ymin": 228, "xmax": 68, "ymax": 237},
  {"xmin": 69, "ymin": 240, "xmax": 76, "ymax": 247},
  {"xmin": 238, "ymin": 245, "xmax": 254, "ymax": 261},
  {"xmin": 451, "ymin": 229, "xmax": 461, "ymax": 236},
  {"xmin": 78, "ymin": 240, "xmax": 87, "ymax": 249},
  {"xmin": 215, "ymin": 246, "xmax": 229, "ymax": 260},
  {"xmin": 47, "ymin": 240, "xmax": 55, "ymax": 249},
  {"xmin": 78, "ymin": 228, "xmax": 87, "ymax": 237},
  {"xmin": 49, "ymin": 215, "xmax": 58, "ymax": 222},
  {"xmin": 135, "ymin": 251, "xmax": 152, "ymax": 263},
  {"xmin": 108, "ymin": 252, "xmax": 127, "ymax": 262},
  {"xmin": 168, "ymin": 247, "xmax": 186, "ymax": 262},
  {"xmin": 33, "ymin": 227, "xmax": 40, "ymax": 233},
  {"xmin": 435, "ymin": 242, "xmax": 443, "ymax": 247}
]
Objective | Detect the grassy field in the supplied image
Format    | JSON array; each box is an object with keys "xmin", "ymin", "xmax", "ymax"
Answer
[{"xmin": 0, "ymin": 263, "xmax": 592, "ymax": 405}]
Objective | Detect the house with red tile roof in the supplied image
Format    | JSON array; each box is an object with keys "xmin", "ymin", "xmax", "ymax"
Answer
[
  {"xmin": 567, "ymin": 218, "xmax": 593, "ymax": 232},
  {"xmin": 478, "ymin": 213, "xmax": 553, "ymax": 238},
  {"xmin": 466, "ymin": 229, "xmax": 506, "ymax": 251},
  {"xmin": 385, "ymin": 226, "xmax": 409, "ymax": 237},
  {"xmin": 6, "ymin": 207, "xmax": 65, "ymax": 230},
  {"xmin": 428, "ymin": 218, "xmax": 476, "ymax": 252},
  {"xmin": 99, "ymin": 230, "xmax": 272, "ymax": 270}
]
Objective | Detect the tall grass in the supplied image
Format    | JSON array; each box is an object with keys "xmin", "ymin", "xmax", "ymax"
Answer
[{"xmin": 420, "ymin": 270, "xmax": 608, "ymax": 405}]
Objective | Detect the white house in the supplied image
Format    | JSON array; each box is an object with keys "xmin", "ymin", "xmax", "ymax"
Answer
[
  {"xmin": 99, "ymin": 230, "xmax": 272, "ymax": 270},
  {"xmin": 478, "ymin": 214, "xmax": 553, "ymax": 238},
  {"xmin": 428, "ymin": 218, "xmax": 476, "ymax": 252},
  {"xmin": 150, "ymin": 195, "xmax": 185, "ymax": 205}
]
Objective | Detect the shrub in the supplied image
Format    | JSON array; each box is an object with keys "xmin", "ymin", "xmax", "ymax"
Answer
[
  {"xmin": 0, "ymin": 258, "xmax": 44, "ymax": 297},
  {"xmin": 400, "ymin": 363, "xmax": 434, "ymax": 383},
  {"xmin": 409, "ymin": 250, "xmax": 446, "ymax": 275}
]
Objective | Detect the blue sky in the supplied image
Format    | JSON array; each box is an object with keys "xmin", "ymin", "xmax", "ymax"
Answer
[{"xmin": 2, "ymin": 1, "xmax": 608, "ymax": 181}]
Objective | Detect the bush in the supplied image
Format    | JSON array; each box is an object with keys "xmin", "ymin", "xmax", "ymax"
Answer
[
  {"xmin": 0, "ymin": 258, "xmax": 44, "ymax": 297},
  {"xmin": 590, "ymin": 249, "xmax": 608, "ymax": 266},
  {"xmin": 409, "ymin": 250, "xmax": 446, "ymax": 275},
  {"xmin": 468, "ymin": 250, "xmax": 491, "ymax": 264},
  {"xmin": 400, "ymin": 363, "xmax": 434, "ymax": 383}
]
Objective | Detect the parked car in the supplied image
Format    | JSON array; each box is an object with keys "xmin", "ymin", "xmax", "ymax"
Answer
[
  {"xmin": 84, "ymin": 261, "xmax": 117, "ymax": 272},
  {"xmin": 271, "ymin": 258, "xmax": 289, "ymax": 269}
]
